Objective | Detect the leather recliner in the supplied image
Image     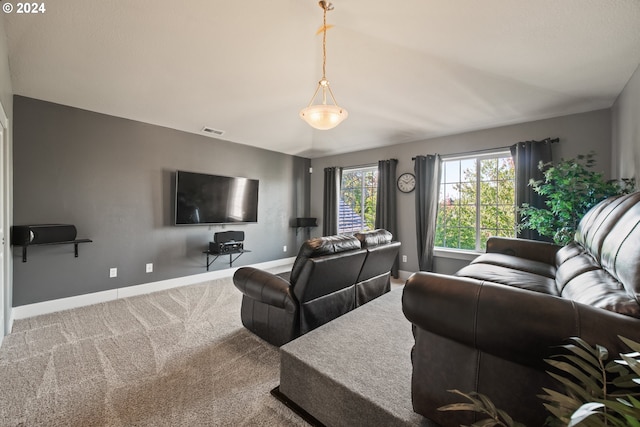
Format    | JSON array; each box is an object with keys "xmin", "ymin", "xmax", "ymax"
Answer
[
  {"xmin": 234, "ymin": 229, "xmax": 400, "ymax": 346},
  {"xmin": 403, "ymin": 192, "xmax": 640, "ymax": 426}
]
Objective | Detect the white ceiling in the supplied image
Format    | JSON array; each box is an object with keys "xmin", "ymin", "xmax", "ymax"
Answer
[{"xmin": 4, "ymin": 0, "xmax": 640, "ymax": 158}]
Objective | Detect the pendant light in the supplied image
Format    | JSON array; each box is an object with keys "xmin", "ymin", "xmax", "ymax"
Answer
[{"xmin": 300, "ymin": 1, "xmax": 348, "ymax": 130}]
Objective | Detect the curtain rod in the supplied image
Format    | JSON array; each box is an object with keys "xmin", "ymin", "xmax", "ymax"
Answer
[{"xmin": 411, "ymin": 137, "xmax": 559, "ymax": 161}]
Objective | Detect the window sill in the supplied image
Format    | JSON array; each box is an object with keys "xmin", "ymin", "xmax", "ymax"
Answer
[{"xmin": 433, "ymin": 248, "xmax": 482, "ymax": 261}]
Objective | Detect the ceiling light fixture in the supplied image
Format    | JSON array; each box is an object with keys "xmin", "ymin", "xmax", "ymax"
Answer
[{"xmin": 299, "ymin": 1, "xmax": 348, "ymax": 130}]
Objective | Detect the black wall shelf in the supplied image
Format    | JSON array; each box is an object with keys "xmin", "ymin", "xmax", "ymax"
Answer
[
  {"xmin": 20, "ymin": 239, "xmax": 93, "ymax": 263},
  {"xmin": 203, "ymin": 249, "xmax": 250, "ymax": 270}
]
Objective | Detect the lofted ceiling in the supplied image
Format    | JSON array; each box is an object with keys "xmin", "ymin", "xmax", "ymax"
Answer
[{"xmin": 4, "ymin": 0, "xmax": 640, "ymax": 158}]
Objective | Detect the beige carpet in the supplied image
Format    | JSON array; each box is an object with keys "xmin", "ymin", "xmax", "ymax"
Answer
[{"xmin": 0, "ymin": 275, "xmax": 308, "ymax": 426}]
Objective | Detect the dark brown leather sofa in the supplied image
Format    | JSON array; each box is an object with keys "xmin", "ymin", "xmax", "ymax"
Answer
[
  {"xmin": 403, "ymin": 192, "xmax": 640, "ymax": 426},
  {"xmin": 233, "ymin": 229, "xmax": 400, "ymax": 346}
]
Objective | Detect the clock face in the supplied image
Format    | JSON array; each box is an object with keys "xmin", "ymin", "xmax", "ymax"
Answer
[{"xmin": 397, "ymin": 173, "xmax": 416, "ymax": 193}]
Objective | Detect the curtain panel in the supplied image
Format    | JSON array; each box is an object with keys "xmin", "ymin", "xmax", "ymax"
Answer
[
  {"xmin": 323, "ymin": 166, "xmax": 341, "ymax": 236},
  {"xmin": 414, "ymin": 154, "xmax": 441, "ymax": 271},
  {"xmin": 510, "ymin": 138, "xmax": 555, "ymax": 241},
  {"xmin": 375, "ymin": 159, "xmax": 399, "ymax": 277}
]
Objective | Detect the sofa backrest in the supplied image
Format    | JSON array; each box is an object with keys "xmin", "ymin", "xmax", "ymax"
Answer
[
  {"xmin": 558, "ymin": 192, "xmax": 640, "ymax": 318},
  {"xmin": 354, "ymin": 229, "xmax": 400, "ymax": 282},
  {"xmin": 289, "ymin": 234, "xmax": 362, "ymax": 285}
]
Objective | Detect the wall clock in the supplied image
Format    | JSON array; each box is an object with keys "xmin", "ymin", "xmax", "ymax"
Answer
[{"xmin": 397, "ymin": 172, "xmax": 416, "ymax": 193}]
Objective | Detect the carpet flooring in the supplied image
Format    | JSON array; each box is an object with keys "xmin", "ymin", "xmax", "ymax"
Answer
[{"xmin": 0, "ymin": 275, "xmax": 308, "ymax": 426}]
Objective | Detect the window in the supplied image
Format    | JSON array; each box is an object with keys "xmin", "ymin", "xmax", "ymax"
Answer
[
  {"xmin": 435, "ymin": 151, "xmax": 516, "ymax": 251},
  {"xmin": 339, "ymin": 166, "xmax": 378, "ymax": 234}
]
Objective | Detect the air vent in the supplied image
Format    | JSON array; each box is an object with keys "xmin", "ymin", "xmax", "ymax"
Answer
[{"xmin": 201, "ymin": 126, "xmax": 225, "ymax": 136}]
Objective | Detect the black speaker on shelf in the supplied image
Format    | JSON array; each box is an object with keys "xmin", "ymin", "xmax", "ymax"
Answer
[
  {"xmin": 210, "ymin": 230, "xmax": 245, "ymax": 254},
  {"xmin": 213, "ymin": 230, "xmax": 245, "ymax": 244},
  {"xmin": 11, "ymin": 224, "xmax": 78, "ymax": 245},
  {"xmin": 294, "ymin": 217, "xmax": 317, "ymax": 228}
]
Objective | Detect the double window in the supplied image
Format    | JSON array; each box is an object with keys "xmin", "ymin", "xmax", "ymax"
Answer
[
  {"xmin": 339, "ymin": 166, "xmax": 378, "ymax": 234},
  {"xmin": 435, "ymin": 151, "xmax": 516, "ymax": 251}
]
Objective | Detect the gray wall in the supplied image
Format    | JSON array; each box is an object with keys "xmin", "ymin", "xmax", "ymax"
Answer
[
  {"xmin": 612, "ymin": 63, "xmax": 640, "ymax": 183},
  {"xmin": 13, "ymin": 96, "xmax": 310, "ymax": 306},
  {"xmin": 310, "ymin": 109, "xmax": 613, "ymax": 274}
]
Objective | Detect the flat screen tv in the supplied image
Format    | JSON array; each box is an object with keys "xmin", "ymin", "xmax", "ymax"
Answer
[{"xmin": 174, "ymin": 170, "xmax": 259, "ymax": 225}]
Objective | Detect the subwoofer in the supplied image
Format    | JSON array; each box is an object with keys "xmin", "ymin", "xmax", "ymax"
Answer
[{"xmin": 11, "ymin": 224, "xmax": 78, "ymax": 245}]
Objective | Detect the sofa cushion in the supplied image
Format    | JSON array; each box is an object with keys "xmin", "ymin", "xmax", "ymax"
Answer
[
  {"xmin": 290, "ymin": 234, "xmax": 361, "ymax": 284},
  {"xmin": 354, "ymin": 229, "xmax": 392, "ymax": 248},
  {"xmin": 456, "ymin": 263, "xmax": 559, "ymax": 295},
  {"xmin": 470, "ymin": 253, "xmax": 556, "ymax": 279},
  {"xmin": 561, "ymin": 269, "xmax": 640, "ymax": 318},
  {"xmin": 555, "ymin": 242, "xmax": 584, "ymax": 266}
]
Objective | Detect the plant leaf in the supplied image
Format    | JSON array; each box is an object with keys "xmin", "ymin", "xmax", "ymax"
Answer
[
  {"xmin": 619, "ymin": 336, "xmax": 640, "ymax": 353},
  {"xmin": 567, "ymin": 402, "xmax": 604, "ymax": 427},
  {"xmin": 546, "ymin": 360, "xmax": 603, "ymax": 395}
]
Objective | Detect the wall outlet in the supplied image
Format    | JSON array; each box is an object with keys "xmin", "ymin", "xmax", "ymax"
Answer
[
  {"xmin": 283, "ymin": 245, "xmax": 287, "ymax": 252},
  {"xmin": 109, "ymin": 267, "xmax": 118, "ymax": 278},
  {"xmin": 146, "ymin": 263, "xmax": 153, "ymax": 273},
  {"xmin": 402, "ymin": 255, "xmax": 408, "ymax": 263}
]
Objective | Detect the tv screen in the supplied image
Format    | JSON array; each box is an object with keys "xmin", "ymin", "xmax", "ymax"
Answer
[{"xmin": 175, "ymin": 171, "xmax": 259, "ymax": 225}]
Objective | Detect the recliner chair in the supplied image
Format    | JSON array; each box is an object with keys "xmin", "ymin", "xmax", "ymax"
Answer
[{"xmin": 233, "ymin": 230, "xmax": 400, "ymax": 346}]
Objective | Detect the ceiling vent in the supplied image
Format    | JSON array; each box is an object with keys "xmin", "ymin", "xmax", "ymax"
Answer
[{"xmin": 201, "ymin": 126, "xmax": 225, "ymax": 136}]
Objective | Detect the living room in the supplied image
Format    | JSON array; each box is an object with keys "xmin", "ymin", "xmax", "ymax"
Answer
[{"xmin": 1, "ymin": 1, "xmax": 640, "ymax": 426}]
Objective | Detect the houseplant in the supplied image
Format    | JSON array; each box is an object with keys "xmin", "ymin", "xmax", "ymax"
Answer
[
  {"xmin": 439, "ymin": 336, "xmax": 640, "ymax": 426},
  {"xmin": 518, "ymin": 152, "xmax": 634, "ymax": 245}
]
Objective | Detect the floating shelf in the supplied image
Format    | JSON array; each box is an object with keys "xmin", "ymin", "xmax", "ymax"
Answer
[{"xmin": 20, "ymin": 239, "xmax": 93, "ymax": 263}]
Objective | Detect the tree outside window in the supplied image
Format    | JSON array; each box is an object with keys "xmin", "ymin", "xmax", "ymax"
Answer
[
  {"xmin": 435, "ymin": 152, "xmax": 515, "ymax": 251},
  {"xmin": 339, "ymin": 166, "xmax": 378, "ymax": 234}
]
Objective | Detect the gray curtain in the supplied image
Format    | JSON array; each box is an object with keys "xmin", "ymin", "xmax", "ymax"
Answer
[
  {"xmin": 323, "ymin": 166, "xmax": 341, "ymax": 236},
  {"xmin": 375, "ymin": 159, "xmax": 398, "ymax": 278},
  {"xmin": 510, "ymin": 138, "xmax": 555, "ymax": 241},
  {"xmin": 414, "ymin": 154, "xmax": 441, "ymax": 271}
]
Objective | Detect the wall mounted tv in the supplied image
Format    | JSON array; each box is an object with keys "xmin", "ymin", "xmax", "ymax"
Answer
[{"xmin": 174, "ymin": 170, "xmax": 259, "ymax": 225}]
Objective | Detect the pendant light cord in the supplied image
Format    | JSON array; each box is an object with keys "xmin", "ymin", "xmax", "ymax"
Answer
[{"xmin": 322, "ymin": 4, "xmax": 327, "ymax": 80}]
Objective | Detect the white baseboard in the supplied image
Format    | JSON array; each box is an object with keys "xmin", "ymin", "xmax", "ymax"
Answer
[
  {"xmin": 11, "ymin": 257, "xmax": 296, "ymax": 321},
  {"xmin": 397, "ymin": 269, "xmax": 414, "ymax": 281}
]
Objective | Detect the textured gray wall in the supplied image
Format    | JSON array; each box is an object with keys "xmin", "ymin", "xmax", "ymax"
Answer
[
  {"xmin": 310, "ymin": 109, "xmax": 613, "ymax": 274},
  {"xmin": 612, "ymin": 64, "xmax": 640, "ymax": 183},
  {"xmin": 13, "ymin": 96, "xmax": 310, "ymax": 306}
]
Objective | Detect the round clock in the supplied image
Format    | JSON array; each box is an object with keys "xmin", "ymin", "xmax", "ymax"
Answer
[{"xmin": 397, "ymin": 172, "xmax": 416, "ymax": 193}]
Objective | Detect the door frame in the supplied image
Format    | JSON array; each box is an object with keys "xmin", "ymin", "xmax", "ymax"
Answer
[{"xmin": 0, "ymin": 100, "xmax": 11, "ymax": 339}]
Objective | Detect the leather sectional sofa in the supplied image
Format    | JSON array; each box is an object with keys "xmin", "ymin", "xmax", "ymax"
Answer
[
  {"xmin": 403, "ymin": 192, "xmax": 640, "ymax": 426},
  {"xmin": 233, "ymin": 229, "xmax": 400, "ymax": 346}
]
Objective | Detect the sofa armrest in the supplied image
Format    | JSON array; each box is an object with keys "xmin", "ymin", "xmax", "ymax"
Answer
[
  {"xmin": 233, "ymin": 267, "xmax": 297, "ymax": 312},
  {"xmin": 485, "ymin": 236, "xmax": 561, "ymax": 265},
  {"xmin": 403, "ymin": 272, "xmax": 580, "ymax": 368}
]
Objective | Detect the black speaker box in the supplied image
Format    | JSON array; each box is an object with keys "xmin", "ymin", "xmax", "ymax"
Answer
[
  {"xmin": 209, "ymin": 241, "xmax": 243, "ymax": 254},
  {"xmin": 295, "ymin": 217, "xmax": 318, "ymax": 228},
  {"xmin": 11, "ymin": 224, "xmax": 78, "ymax": 245},
  {"xmin": 213, "ymin": 231, "xmax": 245, "ymax": 244}
]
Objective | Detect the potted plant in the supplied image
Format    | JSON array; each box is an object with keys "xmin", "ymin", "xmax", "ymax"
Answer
[
  {"xmin": 519, "ymin": 152, "xmax": 634, "ymax": 246},
  {"xmin": 439, "ymin": 336, "xmax": 640, "ymax": 426}
]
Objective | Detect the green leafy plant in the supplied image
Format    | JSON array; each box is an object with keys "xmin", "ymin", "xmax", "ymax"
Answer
[
  {"xmin": 439, "ymin": 336, "xmax": 640, "ymax": 427},
  {"xmin": 439, "ymin": 390, "xmax": 526, "ymax": 427},
  {"xmin": 518, "ymin": 152, "xmax": 634, "ymax": 245},
  {"xmin": 541, "ymin": 337, "xmax": 640, "ymax": 427}
]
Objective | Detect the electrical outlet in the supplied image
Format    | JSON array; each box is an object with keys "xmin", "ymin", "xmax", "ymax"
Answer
[
  {"xmin": 146, "ymin": 263, "xmax": 153, "ymax": 273},
  {"xmin": 283, "ymin": 245, "xmax": 287, "ymax": 252},
  {"xmin": 402, "ymin": 255, "xmax": 408, "ymax": 263},
  {"xmin": 109, "ymin": 267, "xmax": 118, "ymax": 278}
]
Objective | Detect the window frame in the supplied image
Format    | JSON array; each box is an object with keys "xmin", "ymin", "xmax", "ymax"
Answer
[
  {"xmin": 338, "ymin": 165, "xmax": 378, "ymax": 234},
  {"xmin": 435, "ymin": 149, "xmax": 516, "ymax": 253}
]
